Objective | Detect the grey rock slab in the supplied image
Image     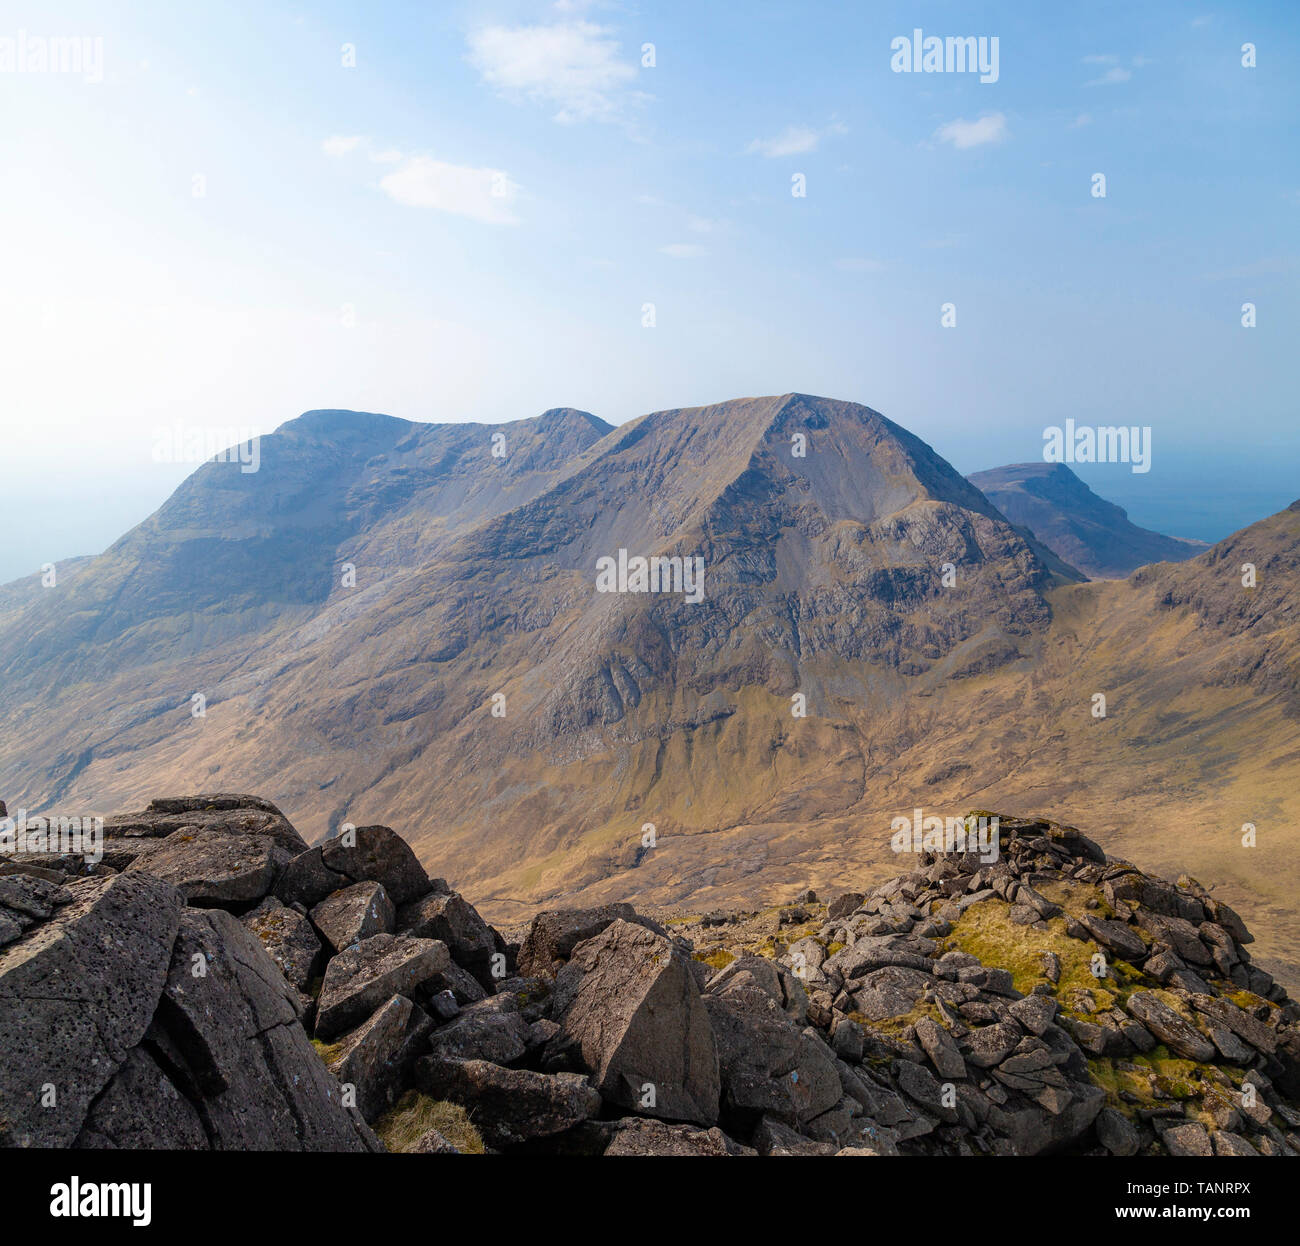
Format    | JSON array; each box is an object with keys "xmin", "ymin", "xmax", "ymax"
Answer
[
  {"xmin": 311, "ymin": 881, "xmax": 395, "ymax": 953},
  {"xmin": 0, "ymin": 872, "xmax": 182, "ymax": 1147},
  {"xmin": 124, "ymin": 827, "xmax": 290, "ymax": 907},
  {"xmin": 1126, "ymin": 992, "xmax": 1217, "ymax": 1062},
  {"xmin": 315, "ymin": 933, "xmax": 450, "ymax": 1040},
  {"xmin": 152, "ymin": 907, "xmax": 381, "ymax": 1150}
]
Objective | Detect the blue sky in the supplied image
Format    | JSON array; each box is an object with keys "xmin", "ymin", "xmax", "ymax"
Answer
[{"xmin": 0, "ymin": 0, "xmax": 1296, "ymax": 581}]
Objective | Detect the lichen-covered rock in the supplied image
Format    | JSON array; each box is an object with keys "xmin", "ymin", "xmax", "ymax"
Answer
[{"xmin": 602, "ymin": 1118, "xmax": 755, "ymax": 1156}]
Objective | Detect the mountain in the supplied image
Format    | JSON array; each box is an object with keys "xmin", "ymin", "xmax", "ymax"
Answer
[
  {"xmin": 1, "ymin": 395, "xmax": 1297, "ymax": 989},
  {"xmin": 6, "ymin": 793, "xmax": 1298, "ymax": 1157},
  {"xmin": 967, "ymin": 462, "xmax": 1206, "ymax": 579}
]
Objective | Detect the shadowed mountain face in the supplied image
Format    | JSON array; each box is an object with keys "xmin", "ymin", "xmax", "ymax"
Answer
[
  {"xmin": 968, "ymin": 462, "xmax": 1206, "ymax": 579},
  {"xmin": 1, "ymin": 397, "xmax": 1298, "ymax": 985}
]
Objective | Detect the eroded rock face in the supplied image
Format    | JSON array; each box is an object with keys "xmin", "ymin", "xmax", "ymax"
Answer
[
  {"xmin": 553, "ymin": 919, "xmax": 720, "ymax": 1126},
  {"xmin": 142, "ymin": 908, "xmax": 379, "ymax": 1150}
]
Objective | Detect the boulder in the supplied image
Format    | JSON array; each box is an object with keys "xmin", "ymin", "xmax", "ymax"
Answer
[
  {"xmin": 827, "ymin": 892, "xmax": 865, "ymax": 920},
  {"xmin": 1125, "ymin": 992, "xmax": 1217, "ymax": 1062},
  {"xmin": 553, "ymin": 919, "xmax": 720, "ymax": 1126},
  {"xmin": 517, "ymin": 903, "xmax": 667, "ymax": 977},
  {"xmin": 241, "ymin": 896, "xmax": 322, "ymax": 993},
  {"xmin": 327, "ymin": 993, "xmax": 433, "ymax": 1123},
  {"xmin": 1077, "ymin": 914, "xmax": 1147, "ymax": 963},
  {"xmin": 602, "ymin": 1118, "xmax": 755, "ymax": 1156},
  {"xmin": 426, "ymin": 995, "xmax": 529, "ymax": 1065},
  {"xmin": 397, "ymin": 890, "xmax": 496, "ymax": 973},
  {"xmin": 704, "ymin": 982, "xmax": 840, "ymax": 1130},
  {"xmin": 315, "ymin": 933, "xmax": 450, "ymax": 1040},
  {"xmin": 1095, "ymin": 1106, "xmax": 1140, "ymax": 1156},
  {"xmin": 124, "ymin": 828, "xmax": 289, "ymax": 908},
  {"xmin": 416, "ymin": 1057, "xmax": 601, "ymax": 1149},
  {"xmin": 278, "ymin": 825, "xmax": 429, "ymax": 909},
  {"xmin": 104, "ymin": 795, "xmax": 308, "ymax": 854},
  {"xmin": 1163, "ymin": 1122, "xmax": 1213, "ymax": 1157},
  {"xmin": 311, "ymin": 881, "xmax": 395, "ymax": 952},
  {"xmin": 411, "ymin": 1128, "xmax": 460, "ymax": 1154}
]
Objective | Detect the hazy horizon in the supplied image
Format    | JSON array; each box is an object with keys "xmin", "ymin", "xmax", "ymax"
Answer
[{"xmin": 2, "ymin": 0, "xmax": 1296, "ymax": 578}]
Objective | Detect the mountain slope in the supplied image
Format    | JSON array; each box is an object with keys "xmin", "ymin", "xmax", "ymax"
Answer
[
  {"xmin": 968, "ymin": 462, "xmax": 1206, "ymax": 579},
  {"xmin": 1, "ymin": 397, "xmax": 1297, "ymax": 987}
]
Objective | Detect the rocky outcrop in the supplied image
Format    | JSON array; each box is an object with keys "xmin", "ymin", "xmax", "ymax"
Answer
[
  {"xmin": 0, "ymin": 837, "xmax": 376, "ymax": 1150},
  {"xmin": 4, "ymin": 795, "xmax": 1299, "ymax": 1158}
]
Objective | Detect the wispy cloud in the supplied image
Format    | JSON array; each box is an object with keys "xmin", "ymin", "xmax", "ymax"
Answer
[
  {"xmin": 1069, "ymin": 113, "xmax": 1092, "ymax": 129},
  {"xmin": 322, "ymin": 135, "xmax": 364, "ymax": 158},
  {"xmin": 1087, "ymin": 66, "xmax": 1132, "ymax": 85},
  {"xmin": 934, "ymin": 113, "xmax": 1007, "ymax": 150},
  {"xmin": 379, "ymin": 156, "xmax": 520, "ymax": 224},
  {"xmin": 746, "ymin": 121, "xmax": 845, "ymax": 159},
  {"xmin": 659, "ymin": 243, "xmax": 706, "ymax": 259},
  {"xmin": 835, "ymin": 257, "xmax": 884, "ymax": 272},
  {"xmin": 1083, "ymin": 53, "xmax": 1145, "ymax": 86},
  {"xmin": 466, "ymin": 21, "xmax": 646, "ymax": 123},
  {"xmin": 748, "ymin": 125, "xmax": 821, "ymax": 158}
]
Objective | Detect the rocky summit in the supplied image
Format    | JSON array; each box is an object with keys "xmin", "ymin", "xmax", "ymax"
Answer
[{"xmin": 3, "ymin": 794, "xmax": 1298, "ymax": 1157}]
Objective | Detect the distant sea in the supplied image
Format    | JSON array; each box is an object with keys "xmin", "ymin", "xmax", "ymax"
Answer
[{"xmin": 1072, "ymin": 450, "xmax": 1297, "ymax": 545}]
